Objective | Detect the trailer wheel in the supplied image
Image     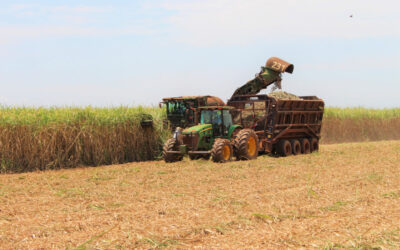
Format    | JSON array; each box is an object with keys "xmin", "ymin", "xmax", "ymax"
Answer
[
  {"xmin": 311, "ymin": 138, "xmax": 319, "ymax": 152},
  {"xmin": 211, "ymin": 138, "xmax": 233, "ymax": 163},
  {"xmin": 291, "ymin": 139, "xmax": 301, "ymax": 155},
  {"xmin": 300, "ymin": 138, "xmax": 311, "ymax": 154},
  {"xmin": 235, "ymin": 129, "xmax": 259, "ymax": 160},
  {"xmin": 162, "ymin": 138, "xmax": 183, "ymax": 162},
  {"xmin": 277, "ymin": 140, "xmax": 292, "ymax": 157}
]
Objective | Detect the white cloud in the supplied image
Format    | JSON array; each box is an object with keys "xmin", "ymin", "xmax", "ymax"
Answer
[
  {"xmin": 0, "ymin": 3, "xmax": 159, "ymax": 45},
  {"xmin": 155, "ymin": 0, "xmax": 400, "ymax": 46},
  {"xmin": 7, "ymin": 4, "xmax": 111, "ymax": 24},
  {"xmin": 47, "ymin": 5, "xmax": 111, "ymax": 14},
  {"xmin": 10, "ymin": 4, "xmax": 112, "ymax": 14},
  {"xmin": 0, "ymin": 24, "xmax": 158, "ymax": 45},
  {"xmin": 10, "ymin": 4, "xmax": 34, "ymax": 10},
  {"xmin": 0, "ymin": 26, "xmax": 91, "ymax": 45},
  {"xmin": 4, "ymin": 1, "xmax": 399, "ymax": 47},
  {"xmin": 0, "ymin": 16, "xmax": 159, "ymax": 45}
]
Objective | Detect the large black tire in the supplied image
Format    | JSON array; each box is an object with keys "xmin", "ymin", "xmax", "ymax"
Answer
[
  {"xmin": 162, "ymin": 138, "xmax": 183, "ymax": 163},
  {"xmin": 299, "ymin": 138, "xmax": 311, "ymax": 154},
  {"xmin": 234, "ymin": 129, "xmax": 259, "ymax": 160},
  {"xmin": 211, "ymin": 138, "xmax": 233, "ymax": 163},
  {"xmin": 310, "ymin": 138, "xmax": 319, "ymax": 152},
  {"xmin": 290, "ymin": 139, "xmax": 301, "ymax": 155},
  {"xmin": 277, "ymin": 140, "xmax": 292, "ymax": 157}
]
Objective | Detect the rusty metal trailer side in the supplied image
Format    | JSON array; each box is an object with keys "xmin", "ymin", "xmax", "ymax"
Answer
[{"xmin": 227, "ymin": 94, "xmax": 324, "ymax": 154}]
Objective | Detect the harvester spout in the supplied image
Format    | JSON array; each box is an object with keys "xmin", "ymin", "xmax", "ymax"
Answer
[{"xmin": 230, "ymin": 57, "xmax": 293, "ymax": 99}]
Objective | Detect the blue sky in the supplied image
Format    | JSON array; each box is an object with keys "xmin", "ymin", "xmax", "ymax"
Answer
[{"xmin": 0, "ymin": 0, "xmax": 399, "ymax": 107}]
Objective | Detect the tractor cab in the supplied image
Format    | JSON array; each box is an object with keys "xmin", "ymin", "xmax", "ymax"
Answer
[{"xmin": 199, "ymin": 106, "xmax": 234, "ymax": 137}]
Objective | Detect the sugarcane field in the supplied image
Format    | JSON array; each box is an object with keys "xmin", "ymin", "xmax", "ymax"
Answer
[{"xmin": 1, "ymin": 1, "xmax": 400, "ymax": 249}]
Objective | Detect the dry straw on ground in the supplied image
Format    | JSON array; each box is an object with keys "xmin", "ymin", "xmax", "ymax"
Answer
[{"xmin": 1, "ymin": 141, "xmax": 399, "ymax": 249}]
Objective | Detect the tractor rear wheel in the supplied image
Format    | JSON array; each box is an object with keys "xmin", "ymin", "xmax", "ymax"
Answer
[
  {"xmin": 291, "ymin": 139, "xmax": 301, "ymax": 155},
  {"xmin": 235, "ymin": 129, "xmax": 259, "ymax": 160},
  {"xmin": 162, "ymin": 138, "xmax": 183, "ymax": 162},
  {"xmin": 300, "ymin": 138, "xmax": 311, "ymax": 154},
  {"xmin": 310, "ymin": 138, "xmax": 319, "ymax": 152},
  {"xmin": 277, "ymin": 140, "xmax": 292, "ymax": 157},
  {"xmin": 211, "ymin": 138, "xmax": 233, "ymax": 163}
]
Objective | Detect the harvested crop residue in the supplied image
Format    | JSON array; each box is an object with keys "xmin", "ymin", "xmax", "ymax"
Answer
[
  {"xmin": 1, "ymin": 141, "xmax": 400, "ymax": 249},
  {"xmin": 268, "ymin": 91, "xmax": 301, "ymax": 100}
]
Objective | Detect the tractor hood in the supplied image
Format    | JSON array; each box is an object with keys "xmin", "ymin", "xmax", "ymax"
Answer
[{"xmin": 182, "ymin": 124, "xmax": 212, "ymax": 135}]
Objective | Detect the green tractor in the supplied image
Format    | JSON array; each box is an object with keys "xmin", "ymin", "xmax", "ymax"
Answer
[{"xmin": 162, "ymin": 106, "xmax": 259, "ymax": 163}]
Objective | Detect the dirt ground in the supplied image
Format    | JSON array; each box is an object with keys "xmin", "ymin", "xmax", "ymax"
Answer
[{"xmin": 1, "ymin": 141, "xmax": 399, "ymax": 249}]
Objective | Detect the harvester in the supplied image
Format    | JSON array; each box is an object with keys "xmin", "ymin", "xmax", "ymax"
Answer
[{"xmin": 161, "ymin": 96, "xmax": 224, "ymax": 130}]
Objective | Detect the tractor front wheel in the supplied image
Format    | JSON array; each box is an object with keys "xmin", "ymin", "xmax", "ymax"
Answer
[
  {"xmin": 211, "ymin": 139, "xmax": 233, "ymax": 163},
  {"xmin": 235, "ymin": 129, "xmax": 259, "ymax": 160},
  {"xmin": 162, "ymin": 138, "xmax": 183, "ymax": 163}
]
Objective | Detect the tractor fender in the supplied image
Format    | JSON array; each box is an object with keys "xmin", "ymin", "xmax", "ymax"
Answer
[{"xmin": 227, "ymin": 124, "xmax": 242, "ymax": 139}]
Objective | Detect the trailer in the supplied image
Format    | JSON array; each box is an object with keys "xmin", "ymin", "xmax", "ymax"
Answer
[{"xmin": 227, "ymin": 94, "xmax": 324, "ymax": 156}]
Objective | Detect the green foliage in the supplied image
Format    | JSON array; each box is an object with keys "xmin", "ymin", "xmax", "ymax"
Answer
[
  {"xmin": 0, "ymin": 105, "xmax": 163, "ymax": 125},
  {"xmin": 0, "ymin": 105, "xmax": 399, "ymax": 173},
  {"xmin": 0, "ymin": 105, "xmax": 169, "ymax": 173}
]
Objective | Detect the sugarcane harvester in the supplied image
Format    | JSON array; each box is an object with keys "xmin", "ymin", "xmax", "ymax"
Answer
[{"xmin": 161, "ymin": 96, "xmax": 225, "ymax": 131}]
